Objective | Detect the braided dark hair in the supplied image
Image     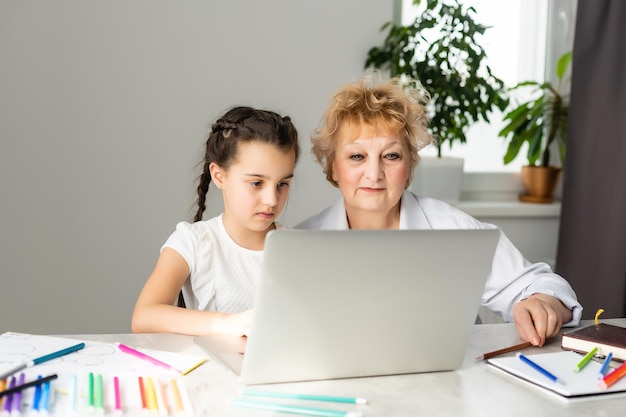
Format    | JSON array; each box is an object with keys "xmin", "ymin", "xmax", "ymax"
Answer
[{"xmin": 193, "ymin": 106, "xmax": 300, "ymax": 222}]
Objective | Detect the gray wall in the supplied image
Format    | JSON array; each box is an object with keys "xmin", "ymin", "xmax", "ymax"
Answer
[{"xmin": 0, "ymin": 1, "xmax": 390, "ymax": 334}]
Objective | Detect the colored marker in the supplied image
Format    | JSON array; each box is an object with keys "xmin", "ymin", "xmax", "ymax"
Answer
[
  {"xmin": 11, "ymin": 373, "xmax": 25, "ymax": 416},
  {"xmin": 518, "ymin": 353, "xmax": 565, "ymax": 385},
  {"xmin": 598, "ymin": 352, "xmax": 613, "ymax": 380},
  {"xmin": 40, "ymin": 381, "xmax": 51, "ymax": 416},
  {"xmin": 95, "ymin": 374, "xmax": 104, "ymax": 412},
  {"xmin": 599, "ymin": 360, "xmax": 626, "ymax": 390},
  {"xmin": 138, "ymin": 377, "xmax": 147, "ymax": 410},
  {"xmin": 32, "ymin": 376, "xmax": 42, "ymax": 412},
  {"xmin": 573, "ymin": 347, "xmax": 598, "ymax": 373},
  {"xmin": 0, "ymin": 374, "xmax": 58, "ymax": 399},
  {"xmin": 113, "ymin": 376, "xmax": 122, "ymax": 414},
  {"xmin": 243, "ymin": 389, "xmax": 368, "ymax": 404},
  {"xmin": 232, "ymin": 398, "xmax": 363, "ymax": 417},
  {"xmin": 0, "ymin": 379, "xmax": 5, "ymax": 410},
  {"xmin": 145, "ymin": 377, "xmax": 158, "ymax": 411},
  {"xmin": 2, "ymin": 377, "xmax": 15, "ymax": 413},
  {"xmin": 88, "ymin": 372, "xmax": 95, "ymax": 410},
  {"xmin": 118, "ymin": 344, "xmax": 179, "ymax": 373},
  {"xmin": 0, "ymin": 342, "xmax": 85, "ymax": 380},
  {"xmin": 68, "ymin": 374, "xmax": 78, "ymax": 414},
  {"xmin": 170, "ymin": 379, "xmax": 184, "ymax": 412}
]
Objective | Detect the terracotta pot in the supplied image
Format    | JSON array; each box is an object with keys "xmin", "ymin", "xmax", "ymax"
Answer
[{"xmin": 519, "ymin": 166, "xmax": 562, "ymax": 203}]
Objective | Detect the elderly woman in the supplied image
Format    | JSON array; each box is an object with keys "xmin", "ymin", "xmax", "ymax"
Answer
[{"xmin": 296, "ymin": 75, "xmax": 581, "ymax": 346}]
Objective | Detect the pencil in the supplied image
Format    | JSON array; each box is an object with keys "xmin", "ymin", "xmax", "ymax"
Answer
[{"xmin": 476, "ymin": 341, "xmax": 533, "ymax": 360}]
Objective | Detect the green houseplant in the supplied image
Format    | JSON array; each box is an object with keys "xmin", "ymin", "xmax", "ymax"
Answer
[
  {"xmin": 498, "ymin": 51, "xmax": 572, "ymax": 203},
  {"xmin": 364, "ymin": 0, "xmax": 509, "ymax": 158}
]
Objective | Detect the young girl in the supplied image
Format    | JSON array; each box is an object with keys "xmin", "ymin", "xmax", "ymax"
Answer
[{"xmin": 131, "ymin": 106, "xmax": 300, "ymax": 336}]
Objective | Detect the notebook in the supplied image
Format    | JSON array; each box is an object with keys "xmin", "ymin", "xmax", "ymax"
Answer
[
  {"xmin": 195, "ymin": 228, "xmax": 499, "ymax": 385},
  {"xmin": 487, "ymin": 351, "xmax": 626, "ymax": 401}
]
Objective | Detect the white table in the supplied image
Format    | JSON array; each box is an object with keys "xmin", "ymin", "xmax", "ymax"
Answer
[{"xmin": 72, "ymin": 319, "xmax": 626, "ymax": 417}]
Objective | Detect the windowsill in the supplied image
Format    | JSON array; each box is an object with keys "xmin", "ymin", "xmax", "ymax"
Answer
[
  {"xmin": 457, "ymin": 172, "xmax": 562, "ymax": 218},
  {"xmin": 455, "ymin": 200, "xmax": 562, "ymax": 218}
]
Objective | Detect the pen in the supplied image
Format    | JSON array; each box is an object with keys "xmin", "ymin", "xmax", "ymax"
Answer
[
  {"xmin": 232, "ymin": 398, "xmax": 363, "ymax": 417},
  {"xmin": 118, "ymin": 344, "xmax": 179, "ymax": 373},
  {"xmin": 242, "ymin": 389, "xmax": 368, "ymax": 404},
  {"xmin": 573, "ymin": 347, "xmax": 598, "ymax": 373},
  {"xmin": 599, "ymin": 360, "xmax": 626, "ymax": 390},
  {"xmin": 598, "ymin": 352, "xmax": 613, "ymax": 380},
  {"xmin": 0, "ymin": 374, "xmax": 58, "ymax": 399},
  {"xmin": 518, "ymin": 353, "xmax": 565, "ymax": 385},
  {"xmin": 476, "ymin": 341, "xmax": 533, "ymax": 361},
  {"xmin": 0, "ymin": 342, "xmax": 85, "ymax": 380}
]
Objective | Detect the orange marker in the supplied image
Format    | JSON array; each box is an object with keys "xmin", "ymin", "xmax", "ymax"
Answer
[
  {"xmin": 138, "ymin": 376, "xmax": 147, "ymax": 410},
  {"xmin": 599, "ymin": 360, "xmax": 626, "ymax": 390}
]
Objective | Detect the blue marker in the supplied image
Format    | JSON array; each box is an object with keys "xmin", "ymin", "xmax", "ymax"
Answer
[
  {"xmin": 598, "ymin": 352, "xmax": 613, "ymax": 380},
  {"xmin": 518, "ymin": 353, "xmax": 565, "ymax": 385}
]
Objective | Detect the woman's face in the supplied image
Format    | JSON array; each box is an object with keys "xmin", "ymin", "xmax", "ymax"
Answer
[{"xmin": 331, "ymin": 124, "xmax": 411, "ymax": 227}]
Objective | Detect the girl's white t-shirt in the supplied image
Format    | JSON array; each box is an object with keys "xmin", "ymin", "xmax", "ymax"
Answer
[{"xmin": 162, "ymin": 214, "xmax": 283, "ymax": 313}]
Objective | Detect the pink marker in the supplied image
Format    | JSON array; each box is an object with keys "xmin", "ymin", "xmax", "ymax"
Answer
[{"xmin": 118, "ymin": 344, "xmax": 180, "ymax": 373}]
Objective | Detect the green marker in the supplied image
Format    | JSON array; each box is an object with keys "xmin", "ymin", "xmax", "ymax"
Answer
[{"xmin": 573, "ymin": 347, "xmax": 598, "ymax": 373}]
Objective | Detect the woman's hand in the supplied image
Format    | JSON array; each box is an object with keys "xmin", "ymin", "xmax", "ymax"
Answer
[{"xmin": 512, "ymin": 293, "xmax": 573, "ymax": 346}]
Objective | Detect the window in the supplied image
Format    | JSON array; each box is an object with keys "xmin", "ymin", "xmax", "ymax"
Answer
[{"xmin": 401, "ymin": 0, "xmax": 575, "ymax": 173}]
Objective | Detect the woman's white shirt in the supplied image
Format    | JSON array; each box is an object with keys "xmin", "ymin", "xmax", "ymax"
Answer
[{"xmin": 296, "ymin": 190, "xmax": 582, "ymax": 325}]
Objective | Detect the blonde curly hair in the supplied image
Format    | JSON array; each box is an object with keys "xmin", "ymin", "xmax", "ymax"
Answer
[{"xmin": 312, "ymin": 74, "xmax": 432, "ymax": 188}]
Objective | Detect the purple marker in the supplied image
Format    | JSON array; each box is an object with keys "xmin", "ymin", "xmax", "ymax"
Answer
[
  {"xmin": 2, "ymin": 376, "xmax": 16, "ymax": 413},
  {"xmin": 11, "ymin": 373, "xmax": 26, "ymax": 415}
]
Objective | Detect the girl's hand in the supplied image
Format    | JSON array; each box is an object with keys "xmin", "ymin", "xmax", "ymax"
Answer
[{"xmin": 219, "ymin": 309, "xmax": 254, "ymax": 337}]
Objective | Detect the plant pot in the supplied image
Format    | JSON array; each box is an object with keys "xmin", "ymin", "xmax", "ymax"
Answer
[
  {"xmin": 410, "ymin": 156, "xmax": 464, "ymax": 204},
  {"xmin": 519, "ymin": 166, "xmax": 562, "ymax": 203}
]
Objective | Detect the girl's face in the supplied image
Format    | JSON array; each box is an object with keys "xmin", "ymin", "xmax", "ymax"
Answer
[
  {"xmin": 211, "ymin": 141, "xmax": 296, "ymax": 247},
  {"xmin": 332, "ymin": 124, "xmax": 411, "ymax": 228}
]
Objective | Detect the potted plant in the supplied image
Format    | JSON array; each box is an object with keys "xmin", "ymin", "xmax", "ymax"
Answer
[
  {"xmin": 364, "ymin": 0, "xmax": 508, "ymax": 202},
  {"xmin": 498, "ymin": 51, "xmax": 572, "ymax": 203}
]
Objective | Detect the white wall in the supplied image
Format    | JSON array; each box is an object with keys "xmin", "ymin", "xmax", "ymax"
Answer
[{"xmin": 0, "ymin": 1, "xmax": 391, "ymax": 334}]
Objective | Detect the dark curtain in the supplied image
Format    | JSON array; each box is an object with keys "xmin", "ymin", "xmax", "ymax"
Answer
[{"xmin": 556, "ymin": 0, "xmax": 626, "ymax": 319}]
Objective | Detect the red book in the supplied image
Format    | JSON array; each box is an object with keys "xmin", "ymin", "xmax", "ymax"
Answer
[{"xmin": 561, "ymin": 323, "xmax": 626, "ymax": 361}]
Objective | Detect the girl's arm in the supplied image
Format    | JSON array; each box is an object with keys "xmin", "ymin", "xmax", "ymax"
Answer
[{"xmin": 131, "ymin": 248, "xmax": 252, "ymax": 336}]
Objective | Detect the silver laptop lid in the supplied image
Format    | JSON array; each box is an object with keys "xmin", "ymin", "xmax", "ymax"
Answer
[{"xmin": 197, "ymin": 229, "xmax": 499, "ymax": 385}]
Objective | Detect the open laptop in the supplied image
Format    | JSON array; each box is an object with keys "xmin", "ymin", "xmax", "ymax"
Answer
[{"xmin": 195, "ymin": 228, "xmax": 499, "ymax": 385}]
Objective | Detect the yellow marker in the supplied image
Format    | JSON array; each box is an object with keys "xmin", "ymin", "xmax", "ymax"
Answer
[
  {"xmin": 170, "ymin": 379, "xmax": 184, "ymax": 411},
  {"xmin": 145, "ymin": 377, "xmax": 158, "ymax": 411},
  {"xmin": 595, "ymin": 308, "xmax": 604, "ymax": 325}
]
